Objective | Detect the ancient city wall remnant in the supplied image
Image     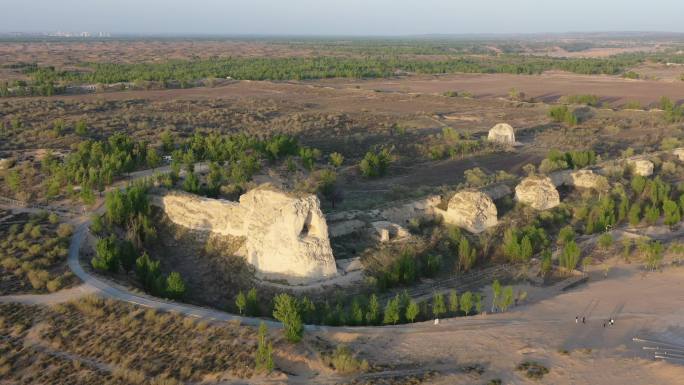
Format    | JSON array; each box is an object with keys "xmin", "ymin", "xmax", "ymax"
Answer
[{"xmin": 155, "ymin": 187, "xmax": 337, "ymax": 284}]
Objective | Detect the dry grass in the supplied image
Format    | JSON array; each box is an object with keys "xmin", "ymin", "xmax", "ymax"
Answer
[
  {"xmin": 0, "ymin": 297, "xmax": 259, "ymax": 383},
  {"xmin": 0, "ymin": 211, "xmax": 77, "ymax": 295}
]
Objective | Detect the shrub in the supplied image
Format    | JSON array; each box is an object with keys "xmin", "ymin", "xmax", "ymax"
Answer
[
  {"xmin": 46, "ymin": 277, "xmax": 62, "ymax": 292},
  {"xmin": 517, "ymin": 361, "xmax": 550, "ymax": 379},
  {"xmin": 564, "ymin": 94, "xmax": 601, "ymax": 107},
  {"xmin": 639, "ymin": 240, "xmax": 664, "ymax": 270},
  {"xmin": 598, "ymin": 233, "xmax": 614, "ymax": 249},
  {"xmin": 56, "ymin": 223, "xmax": 74, "ymax": 238},
  {"xmin": 326, "ymin": 345, "xmax": 369, "ymax": 374},
  {"xmin": 329, "ymin": 152, "xmax": 344, "ymax": 167},
  {"xmin": 623, "ymin": 100, "xmax": 642, "ymax": 110},
  {"xmin": 27, "ymin": 269, "xmax": 50, "ymax": 289},
  {"xmin": 74, "ymin": 119, "xmax": 88, "ymax": 136},
  {"xmin": 549, "ymin": 105, "xmax": 578, "ymax": 125}
]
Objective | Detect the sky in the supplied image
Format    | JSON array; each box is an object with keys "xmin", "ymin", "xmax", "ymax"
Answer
[{"xmin": 2, "ymin": 0, "xmax": 684, "ymax": 36}]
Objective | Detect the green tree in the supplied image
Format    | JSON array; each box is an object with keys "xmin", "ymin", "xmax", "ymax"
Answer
[
  {"xmin": 406, "ymin": 299, "xmax": 420, "ymax": 323},
  {"xmin": 255, "ymin": 322, "xmax": 274, "ymax": 373},
  {"xmin": 146, "ymin": 149, "xmax": 161, "ymax": 169},
  {"xmin": 663, "ymin": 199, "xmax": 681, "ymax": 226},
  {"xmin": 92, "ymin": 235, "xmax": 119, "ymax": 272},
  {"xmin": 183, "ymin": 171, "xmax": 201, "ymax": 193},
  {"xmin": 520, "ymin": 235, "xmax": 533, "ymax": 262},
  {"xmin": 165, "ymin": 272, "xmax": 186, "ymax": 299},
  {"xmin": 298, "ymin": 297, "xmax": 316, "ymax": 324},
  {"xmin": 359, "ymin": 148, "xmax": 391, "ymax": 178},
  {"xmin": 491, "ymin": 279, "xmax": 502, "ymax": 312},
  {"xmin": 235, "ymin": 291, "xmax": 246, "ymax": 315},
  {"xmin": 628, "ymin": 203, "xmax": 641, "ymax": 226},
  {"xmin": 475, "ymin": 294, "xmax": 484, "ymax": 315},
  {"xmin": 448, "ymin": 290, "xmax": 459, "ymax": 313},
  {"xmin": 383, "ymin": 295, "xmax": 401, "ymax": 325},
  {"xmin": 501, "ymin": 286, "xmax": 514, "ymax": 312},
  {"xmin": 135, "ymin": 252, "xmax": 161, "ymax": 292},
  {"xmin": 118, "ymin": 239, "xmax": 136, "ymax": 272},
  {"xmin": 460, "ymin": 291, "xmax": 474, "ymax": 316},
  {"xmin": 458, "ymin": 237, "xmax": 477, "ymax": 271},
  {"xmin": 246, "ymin": 288, "xmax": 258, "ymax": 316},
  {"xmin": 350, "ymin": 298, "xmax": 364, "ymax": 325},
  {"xmin": 560, "ymin": 240, "xmax": 580, "ymax": 271},
  {"xmin": 644, "ymin": 205, "xmax": 660, "ymax": 225},
  {"xmin": 557, "ymin": 225, "xmax": 575, "ymax": 246},
  {"xmin": 631, "ymin": 175, "xmax": 646, "ymax": 195},
  {"xmin": 432, "ymin": 292, "xmax": 446, "ymax": 318},
  {"xmin": 273, "ymin": 293, "xmax": 303, "ymax": 343},
  {"xmin": 366, "ymin": 294, "xmax": 381, "ymax": 325},
  {"xmin": 541, "ymin": 249, "xmax": 553, "ymax": 275}
]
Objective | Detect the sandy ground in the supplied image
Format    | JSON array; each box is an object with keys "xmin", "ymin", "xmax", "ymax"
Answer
[
  {"xmin": 320, "ymin": 72, "xmax": 684, "ymax": 106},
  {"xmin": 333, "ymin": 263, "xmax": 684, "ymax": 384},
  {"xmin": 9, "ymin": 70, "xmax": 683, "ymax": 110}
]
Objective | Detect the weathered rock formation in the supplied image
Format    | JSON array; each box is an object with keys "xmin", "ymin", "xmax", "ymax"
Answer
[
  {"xmin": 158, "ymin": 193, "xmax": 244, "ymax": 236},
  {"xmin": 155, "ymin": 187, "xmax": 337, "ymax": 284},
  {"xmin": 380, "ymin": 195, "xmax": 441, "ymax": 225},
  {"xmin": 515, "ymin": 176, "xmax": 560, "ymax": 210},
  {"xmin": 628, "ymin": 159, "xmax": 654, "ymax": 177},
  {"xmin": 440, "ymin": 190, "xmax": 498, "ymax": 233},
  {"xmin": 674, "ymin": 148, "xmax": 684, "ymax": 162},
  {"xmin": 371, "ymin": 221, "xmax": 410, "ymax": 242},
  {"xmin": 569, "ymin": 170, "xmax": 609, "ymax": 191},
  {"xmin": 487, "ymin": 123, "xmax": 516, "ymax": 145},
  {"xmin": 0, "ymin": 158, "xmax": 14, "ymax": 170}
]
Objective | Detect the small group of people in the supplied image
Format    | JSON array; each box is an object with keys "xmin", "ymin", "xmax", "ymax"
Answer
[{"xmin": 576, "ymin": 315, "xmax": 615, "ymax": 327}]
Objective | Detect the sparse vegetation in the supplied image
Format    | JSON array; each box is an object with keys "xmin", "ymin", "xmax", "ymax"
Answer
[{"xmin": 0, "ymin": 211, "xmax": 76, "ymax": 295}]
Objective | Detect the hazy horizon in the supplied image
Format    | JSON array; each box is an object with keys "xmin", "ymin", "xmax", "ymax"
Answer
[{"xmin": 2, "ymin": 0, "xmax": 684, "ymax": 36}]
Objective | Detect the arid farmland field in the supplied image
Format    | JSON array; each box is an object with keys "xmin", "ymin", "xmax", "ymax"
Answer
[{"xmin": 1, "ymin": 27, "xmax": 684, "ymax": 385}]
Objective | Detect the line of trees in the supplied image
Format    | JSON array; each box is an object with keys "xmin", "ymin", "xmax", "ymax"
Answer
[{"xmin": 3, "ymin": 54, "xmax": 649, "ymax": 97}]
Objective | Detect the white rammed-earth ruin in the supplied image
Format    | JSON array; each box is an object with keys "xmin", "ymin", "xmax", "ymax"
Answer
[
  {"xmin": 154, "ymin": 186, "xmax": 337, "ymax": 284},
  {"xmin": 437, "ymin": 190, "xmax": 498, "ymax": 233},
  {"xmin": 515, "ymin": 175, "xmax": 560, "ymax": 210},
  {"xmin": 487, "ymin": 123, "xmax": 516, "ymax": 145}
]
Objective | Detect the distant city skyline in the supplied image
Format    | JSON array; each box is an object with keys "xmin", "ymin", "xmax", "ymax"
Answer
[{"xmin": 2, "ymin": 0, "xmax": 684, "ymax": 36}]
